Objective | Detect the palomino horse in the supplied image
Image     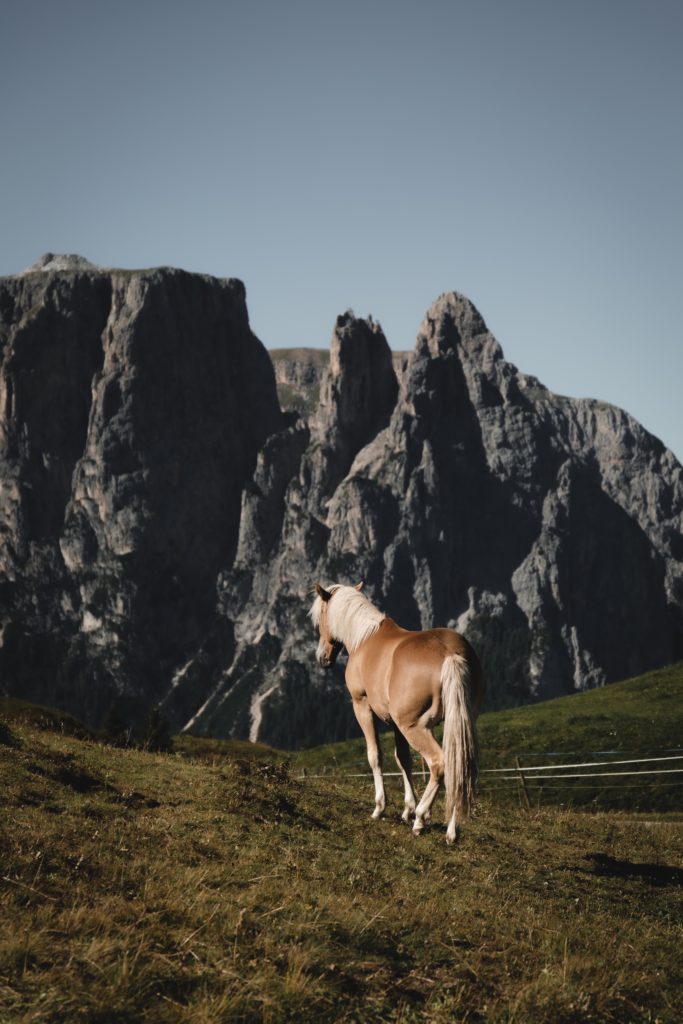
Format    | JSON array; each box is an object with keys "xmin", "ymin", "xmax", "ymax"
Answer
[{"xmin": 310, "ymin": 582, "xmax": 484, "ymax": 843}]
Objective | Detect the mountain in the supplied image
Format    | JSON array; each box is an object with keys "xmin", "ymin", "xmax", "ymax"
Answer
[
  {"xmin": 1, "ymin": 257, "xmax": 682, "ymax": 744},
  {"xmin": 0, "ymin": 257, "xmax": 281, "ymax": 726}
]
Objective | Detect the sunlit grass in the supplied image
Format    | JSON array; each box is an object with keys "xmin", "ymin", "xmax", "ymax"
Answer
[
  {"xmin": 289, "ymin": 661, "xmax": 683, "ymax": 812},
  {"xmin": 1, "ymin": 692, "xmax": 681, "ymax": 1022}
]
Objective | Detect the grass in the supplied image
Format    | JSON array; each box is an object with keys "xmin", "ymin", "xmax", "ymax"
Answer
[
  {"xmin": 291, "ymin": 662, "xmax": 683, "ymax": 812},
  {"xmin": 477, "ymin": 662, "xmax": 682, "ymax": 756},
  {"xmin": 1, "ymin": 668, "xmax": 682, "ymax": 1022},
  {"xmin": 478, "ymin": 661, "xmax": 683, "ymax": 812}
]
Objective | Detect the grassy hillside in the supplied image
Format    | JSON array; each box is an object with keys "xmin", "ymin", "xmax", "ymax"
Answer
[
  {"xmin": 290, "ymin": 662, "xmax": 683, "ymax": 812},
  {"xmin": 1, "ymin": 685, "xmax": 682, "ymax": 1022},
  {"xmin": 478, "ymin": 661, "xmax": 682, "ymax": 756}
]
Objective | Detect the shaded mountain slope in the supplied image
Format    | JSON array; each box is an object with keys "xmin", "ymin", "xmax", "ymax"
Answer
[{"xmin": 1, "ymin": 258, "xmax": 681, "ymax": 743}]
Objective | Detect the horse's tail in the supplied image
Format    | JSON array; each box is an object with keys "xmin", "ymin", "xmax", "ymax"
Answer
[{"xmin": 441, "ymin": 652, "xmax": 479, "ymax": 821}]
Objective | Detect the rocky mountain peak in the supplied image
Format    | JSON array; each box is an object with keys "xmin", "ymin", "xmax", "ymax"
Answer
[
  {"xmin": 415, "ymin": 292, "xmax": 497, "ymax": 360},
  {"xmin": 0, "ymin": 259, "xmax": 281, "ymax": 725},
  {"xmin": 1, "ymin": 260, "xmax": 681, "ymax": 747},
  {"xmin": 317, "ymin": 311, "xmax": 397, "ymax": 448},
  {"xmin": 23, "ymin": 253, "xmax": 100, "ymax": 274}
]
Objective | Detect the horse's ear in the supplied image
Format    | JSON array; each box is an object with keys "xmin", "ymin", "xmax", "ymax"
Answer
[
  {"xmin": 355, "ymin": 581, "xmax": 364, "ymax": 591},
  {"xmin": 316, "ymin": 583, "xmax": 331, "ymax": 602}
]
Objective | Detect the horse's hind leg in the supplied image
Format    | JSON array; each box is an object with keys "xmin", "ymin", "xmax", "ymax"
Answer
[
  {"xmin": 393, "ymin": 725, "xmax": 417, "ymax": 823},
  {"xmin": 399, "ymin": 724, "xmax": 444, "ymax": 835},
  {"xmin": 352, "ymin": 698, "xmax": 386, "ymax": 819},
  {"xmin": 446, "ymin": 806, "xmax": 459, "ymax": 845}
]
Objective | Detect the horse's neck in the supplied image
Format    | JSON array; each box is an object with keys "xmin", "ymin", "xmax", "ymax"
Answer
[
  {"xmin": 378, "ymin": 616, "xmax": 406, "ymax": 633},
  {"xmin": 332, "ymin": 593, "xmax": 384, "ymax": 653}
]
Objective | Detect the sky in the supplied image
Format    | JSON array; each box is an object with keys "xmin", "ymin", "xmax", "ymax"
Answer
[{"xmin": 2, "ymin": 0, "xmax": 682, "ymax": 461}]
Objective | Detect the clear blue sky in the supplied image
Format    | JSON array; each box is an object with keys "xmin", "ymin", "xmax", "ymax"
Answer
[{"xmin": 2, "ymin": 0, "xmax": 682, "ymax": 461}]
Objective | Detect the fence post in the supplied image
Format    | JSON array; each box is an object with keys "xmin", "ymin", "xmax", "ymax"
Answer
[{"xmin": 515, "ymin": 756, "xmax": 532, "ymax": 811}]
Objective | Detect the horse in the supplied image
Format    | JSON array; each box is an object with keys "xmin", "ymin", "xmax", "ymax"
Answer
[{"xmin": 310, "ymin": 582, "xmax": 484, "ymax": 843}]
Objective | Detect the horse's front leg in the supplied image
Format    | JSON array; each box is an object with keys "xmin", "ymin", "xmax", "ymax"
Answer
[{"xmin": 352, "ymin": 698, "xmax": 386, "ymax": 819}]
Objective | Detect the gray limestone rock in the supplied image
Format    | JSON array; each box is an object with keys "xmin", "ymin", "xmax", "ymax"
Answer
[
  {"xmin": 270, "ymin": 348, "xmax": 328, "ymax": 418},
  {"xmin": 184, "ymin": 291, "xmax": 682, "ymax": 742},
  {"xmin": 24, "ymin": 253, "xmax": 100, "ymax": 273},
  {"xmin": 0, "ymin": 260, "xmax": 281, "ymax": 726},
  {"xmin": 1, "ymin": 264, "xmax": 681, "ymax": 744}
]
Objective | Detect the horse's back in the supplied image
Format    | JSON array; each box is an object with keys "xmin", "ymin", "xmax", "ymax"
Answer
[
  {"xmin": 396, "ymin": 626, "xmax": 470, "ymax": 657},
  {"xmin": 347, "ymin": 619, "xmax": 483, "ymax": 724},
  {"xmin": 388, "ymin": 627, "xmax": 483, "ymax": 721}
]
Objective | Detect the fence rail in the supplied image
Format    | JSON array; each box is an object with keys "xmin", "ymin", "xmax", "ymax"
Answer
[
  {"xmin": 484, "ymin": 754, "xmax": 683, "ymax": 772},
  {"xmin": 296, "ymin": 750, "xmax": 683, "ymax": 793}
]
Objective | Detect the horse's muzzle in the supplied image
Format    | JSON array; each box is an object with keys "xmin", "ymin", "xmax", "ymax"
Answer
[{"xmin": 316, "ymin": 641, "xmax": 342, "ymax": 669}]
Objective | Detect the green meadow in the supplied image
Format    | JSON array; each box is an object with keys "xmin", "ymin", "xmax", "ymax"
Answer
[{"xmin": 1, "ymin": 664, "xmax": 681, "ymax": 1022}]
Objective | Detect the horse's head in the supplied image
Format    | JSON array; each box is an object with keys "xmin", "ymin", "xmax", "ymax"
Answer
[
  {"xmin": 312, "ymin": 583, "xmax": 343, "ymax": 668},
  {"xmin": 310, "ymin": 581, "xmax": 363, "ymax": 669}
]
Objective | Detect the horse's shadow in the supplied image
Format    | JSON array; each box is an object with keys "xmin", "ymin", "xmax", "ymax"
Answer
[{"xmin": 584, "ymin": 852, "xmax": 683, "ymax": 887}]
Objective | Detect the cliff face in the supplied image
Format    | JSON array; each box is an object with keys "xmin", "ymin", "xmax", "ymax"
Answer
[
  {"xmin": 270, "ymin": 348, "xmax": 329, "ymax": 418},
  {"xmin": 0, "ymin": 259, "xmax": 281, "ymax": 723},
  {"xmin": 163, "ymin": 292, "xmax": 683, "ymax": 745},
  {"xmin": 1, "ymin": 260, "xmax": 681, "ymax": 744},
  {"xmin": 270, "ymin": 345, "xmax": 407, "ymax": 418}
]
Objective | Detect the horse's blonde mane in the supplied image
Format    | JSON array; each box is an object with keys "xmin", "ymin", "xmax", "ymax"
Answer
[{"xmin": 309, "ymin": 584, "xmax": 385, "ymax": 653}]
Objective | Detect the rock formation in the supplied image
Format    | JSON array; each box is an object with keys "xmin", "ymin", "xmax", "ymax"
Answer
[
  {"xmin": 1, "ymin": 258, "xmax": 681, "ymax": 745},
  {"xmin": 162, "ymin": 293, "xmax": 683, "ymax": 744},
  {"xmin": 271, "ymin": 345, "xmax": 408, "ymax": 418},
  {"xmin": 0, "ymin": 257, "xmax": 281, "ymax": 725},
  {"xmin": 270, "ymin": 347, "xmax": 329, "ymax": 418}
]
